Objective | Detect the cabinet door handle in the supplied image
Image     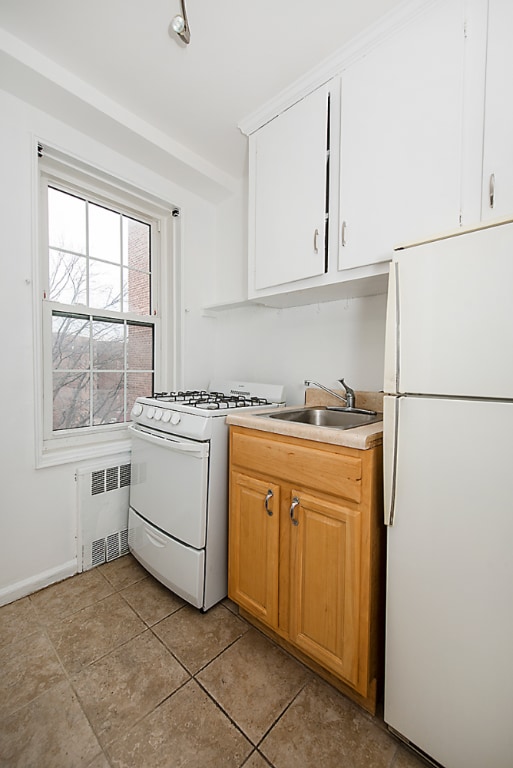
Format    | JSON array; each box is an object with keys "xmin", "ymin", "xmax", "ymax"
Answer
[
  {"xmin": 313, "ymin": 229, "xmax": 320, "ymax": 253},
  {"xmin": 341, "ymin": 220, "xmax": 347, "ymax": 247},
  {"xmin": 264, "ymin": 489, "xmax": 274, "ymax": 516},
  {"xmin": 489, "ymin": 173, "xmax": 495, "ymax": 209},
  {"xmin": 290, "ymin": 496, "xmax": 300, "ymax": 526}
]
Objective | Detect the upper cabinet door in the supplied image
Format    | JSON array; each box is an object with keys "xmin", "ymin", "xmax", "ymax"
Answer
[
  {"xmin": 481, "ymin": 0, "xmax": 513, "ymax": 220},
  {"xmin": 338, "ymin": 0, "xmax": 465, "ymax": 270},
  {"xmin": 251, "ymin": 84, "xmax": 331, "ymax": 292}
]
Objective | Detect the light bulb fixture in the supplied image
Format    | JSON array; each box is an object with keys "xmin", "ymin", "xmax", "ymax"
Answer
[{"xmin": 171, "ymin": 0, "xmax": 190, "ymax": 45}]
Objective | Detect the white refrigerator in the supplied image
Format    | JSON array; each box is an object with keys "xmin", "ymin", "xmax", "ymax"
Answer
[{"xmin": 383, "ymin": 219, "xmax": 513, "ymax": 768}]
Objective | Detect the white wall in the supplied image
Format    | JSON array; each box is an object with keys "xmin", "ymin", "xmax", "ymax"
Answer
[
  {"xmin": 0, "ymin": 87, "xmax": 219, "ymax": 603},
  {"xmin": 209, "ymin": 294, "xmax": 387, "ymax": 404}
]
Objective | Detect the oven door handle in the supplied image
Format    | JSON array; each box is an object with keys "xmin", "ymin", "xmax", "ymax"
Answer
[{"xmin": 128, "ymin": 425, "xmax": 209, "ymax": 458}]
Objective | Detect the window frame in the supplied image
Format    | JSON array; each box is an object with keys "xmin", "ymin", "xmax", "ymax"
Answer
[{"xmin": 35, "ymin": 145, "xmax": 179, "ymax": 467}]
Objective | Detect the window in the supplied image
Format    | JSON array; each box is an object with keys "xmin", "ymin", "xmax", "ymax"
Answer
[{"xmin": 37, "ymin": 147, "xmax": 177, "ymax": 465}]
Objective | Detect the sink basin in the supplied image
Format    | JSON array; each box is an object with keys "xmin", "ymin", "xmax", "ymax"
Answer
[{"xmin": 263, "ymin": 407, "xmax": 382, "ymax": 430}]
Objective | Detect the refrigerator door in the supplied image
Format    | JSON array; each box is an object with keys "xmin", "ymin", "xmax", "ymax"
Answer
[
  {"xmin": 385, "ymin": 396, "xmax": 513, "ymax": 768},
  {"xmin": 395, "ymin": 221, "xmax": 513, "ymax": 398}
]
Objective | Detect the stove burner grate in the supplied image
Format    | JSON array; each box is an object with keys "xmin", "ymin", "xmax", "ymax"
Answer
[{"xmin": 151, "ymin": 390, "xmax": 272, "ymax": 409}]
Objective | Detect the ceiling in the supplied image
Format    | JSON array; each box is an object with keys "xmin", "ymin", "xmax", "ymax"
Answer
[{"xmin": 0, "ymin": 0, "xmax": 406, "ymax": 182}]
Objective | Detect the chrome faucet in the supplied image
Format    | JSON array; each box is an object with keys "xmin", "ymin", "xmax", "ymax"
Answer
[{"xmin": 304, "ymin": 378, "xmax": 356, "ymax": 409}]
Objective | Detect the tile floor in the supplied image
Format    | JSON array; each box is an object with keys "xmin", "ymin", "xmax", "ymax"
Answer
[{"xmin": 0, "ymin": 555, "xmax": 430, "ymax": 768}]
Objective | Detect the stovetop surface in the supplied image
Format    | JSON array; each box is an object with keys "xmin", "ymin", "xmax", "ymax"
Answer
[
  {"xmin": 131, "ymin": 381, "xmax": 286, "ymax": 434},
  {"xmin": 152, "ymin": 390, "xmax": 273, "ymax": 411}
]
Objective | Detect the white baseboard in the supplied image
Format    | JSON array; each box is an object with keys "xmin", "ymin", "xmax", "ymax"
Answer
[{"xmin": 0, "ymin": 559, "xmax": 78, "ymax": 607}]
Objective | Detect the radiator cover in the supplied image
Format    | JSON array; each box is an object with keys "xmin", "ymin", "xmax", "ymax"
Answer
[{"xmin": 76, "ymin": 454, "xmax": 131, "ymax": 571}]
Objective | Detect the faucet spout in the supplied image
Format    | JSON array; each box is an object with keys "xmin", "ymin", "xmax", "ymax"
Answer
[{"xmin": 304, "ymin": 379, "xmax": 348, "ymax": 404}]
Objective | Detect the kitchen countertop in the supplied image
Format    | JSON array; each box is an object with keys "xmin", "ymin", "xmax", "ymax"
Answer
[{"xmin": 226, "ymin": 390, "xmax": 383, "ymax": 450}]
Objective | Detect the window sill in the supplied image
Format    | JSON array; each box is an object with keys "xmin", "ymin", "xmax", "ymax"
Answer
[{"xmin": 37, "ymin": 427, "xmax": 132, "ymax": 469}]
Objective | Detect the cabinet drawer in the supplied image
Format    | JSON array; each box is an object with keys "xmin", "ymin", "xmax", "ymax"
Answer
[{"xmin": 231, "ymin": 429, "xmax": 362, "ymax": 503}]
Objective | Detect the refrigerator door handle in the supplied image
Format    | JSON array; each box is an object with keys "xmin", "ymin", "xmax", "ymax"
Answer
[
  {"xmin": 384, "ymin": 261, "xmax": 400, "ymax": 394},
  {"xmin": 384, "ymin": 396, "xmax": 400, "ymax": 526}
]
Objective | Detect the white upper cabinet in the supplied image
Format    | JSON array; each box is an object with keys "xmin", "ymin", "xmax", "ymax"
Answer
[
  {"xmin": 250, "ymin": 83, "xmax": 331, "ymax": 293},
  {"xmin": 481, "ymin": 0, "xmax": 513, "ymax": 220},
  {"xmin": 338, "ymin": 0, "xmax": 465, "ymax": 269},
  {"xmin": 235, "ymin": 0, "xmax": 507, "ymax": 309}
]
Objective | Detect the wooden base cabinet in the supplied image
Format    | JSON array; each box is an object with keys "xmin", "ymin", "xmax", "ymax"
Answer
[{"xmin": 228, "ymin": 426, "xmax": 385, "ymax": 714}]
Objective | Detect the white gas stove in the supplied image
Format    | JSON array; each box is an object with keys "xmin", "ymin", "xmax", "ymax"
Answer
[
  {"xmin": 128, "ymin": 380, "xmax": 285, "ymax": 610},
  {"xmin": 130, "ymin": 380, "xmax": 285, "ymax": 440}
]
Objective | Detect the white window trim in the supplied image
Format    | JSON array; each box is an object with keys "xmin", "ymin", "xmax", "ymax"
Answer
[{"xmin": 32, "ymin": 139, "xmax": 182, "ymax": 468}]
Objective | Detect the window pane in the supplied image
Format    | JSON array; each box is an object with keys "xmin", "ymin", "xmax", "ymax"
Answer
[
  {"xmin": 93, "ymin": 372, "xmax": 124, "ymax": 425},
  {"xmin": 53, "ymin": 371, "xmax": 90, "ymax": 430},
  {"xmin": 89, "ymin": 260, "xmax": 121, "ymax": 311},
  {"xmin": 123, "ymin": 268, "xmax": 150, "ymax": 315},
  {"xmin": 127, "ymin": 372, "xmax": 153, "ymax": 414},
  {"xmin": 48, "ymin": 187, "xmax": 86, "ymax": 254},
  {"xmin": 92, "ymin": 320, "xmax": 124, "ymax": 370},
  {"xmin": 52, "ymin": 315, "xmax": 90, "ymax": 370},
  {"xmin": 127, "ymin": 323, "xmax": 153, "ymax": 370},
  {"xmin": 123, "ymin": 217, "xmax": 150, "ymax": 270},
  {"xmin": 89, "ymin": 203, "xmax": 121, "ymax": 263},
  {"xmin": 49, "ymin": 250, "xmax": 87, "ymax": 304}
]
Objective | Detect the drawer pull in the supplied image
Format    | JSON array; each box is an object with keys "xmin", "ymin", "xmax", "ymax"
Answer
[
  {"xmin": 264, "ymin": 489, "xmax": 274, "ymax": 516},
  {"xmin": 290, "ymin": 496, "xmax": 300, "ymax": 526}
]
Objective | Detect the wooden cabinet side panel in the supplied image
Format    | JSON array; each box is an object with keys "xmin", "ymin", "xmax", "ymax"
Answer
[{"xmin": 228, "ymin": 472, "xmax": 280, "ymax": 628}]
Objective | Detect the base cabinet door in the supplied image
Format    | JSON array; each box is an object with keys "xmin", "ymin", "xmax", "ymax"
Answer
[
  {"xmin": 288, "ymin": 491, "xmax": 362, "ymax": 688},
  {"xmin": 228, "ymin": 471, "xmax": 280, "ymax": 628}
]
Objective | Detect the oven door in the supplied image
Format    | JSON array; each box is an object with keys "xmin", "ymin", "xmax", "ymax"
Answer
[{"xmin": 128, "ymin": 424, "xmax": 209, "ymax": 549}]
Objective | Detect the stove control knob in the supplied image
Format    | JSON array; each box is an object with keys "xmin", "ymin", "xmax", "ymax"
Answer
[
  {"xmin": 161, "ymin": 410, "xmax": 172, "ymax": 423},
  {"xmin": 131, "ymin": 403, "xmax": 143, "ymax": 417},
  {"xmin": 146, "ymin": 406, "xmax": 156, "ymax": 419},
  {"xmin": 153, "ymin": 408, "xmax": 163, "ymax": 421},
  {"xmin": 170, "ymin": 412, "xmax": 181, "ymax": 426}
]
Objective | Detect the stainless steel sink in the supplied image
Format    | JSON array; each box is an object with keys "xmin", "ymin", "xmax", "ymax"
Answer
[{"xmin": 262, "ymin": 407, "xmax": 382, "ymax": 430}]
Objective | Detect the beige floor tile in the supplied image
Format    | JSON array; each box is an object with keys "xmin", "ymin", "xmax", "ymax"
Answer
[
  {"xmin": 0, "ymin": 597, "xmax": 42, "ymax": 649},
  {"xmin": 153, "ymin": 602, "xmax": 248, "ymax": 673},
  {"xmin": 29, "ymin": 568, "xmax": 115, "ymax": 625},
  {"xmin": 120, "ymin": 575, "xmax": 184, "ymax": 626},
  {"xmin": 106, "ymin": 679, "xmax": 252, "ymax": 768},
  {"xmin": 197, "ymin": 628, "xmax": 311, "ymax": 744},
  {"xmin": 72, "ymin": 630, "xmax": 190, "ymax": 746},
  {"xmin": 260, "ymin": 677, "xmax": 398, "ymax": 768},
  {"xmin": 99, "ymin": 555, "xmax": 147, "ymax": 591},
  {"xmin": 86, "ymin": 754, "xmax": 112, "ymax": 768},
  {"xmin": 0, "ymin": 630, "xmax": 66, "ymax": 719},
  {"xmin": 391, "ymin": 745, "xmax": 432, "ymax": 768},
  {"xmin": 243, "ymin": 751, "xmax": 272, "ymax": 768},
  {"xmin": 0, "ymin": 680, "xmax": 102, "ymax": 768},
  {"xmin": 47, "ymin": 593, "xmax": 145, "ymax": 674}
]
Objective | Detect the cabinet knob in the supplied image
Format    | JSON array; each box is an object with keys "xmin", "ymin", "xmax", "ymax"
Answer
[
  {"xmin": 264, "ymin": 489, "xmax": 274, "ymax": 516},
  {"xmin": 290, "ymin": 496, "xmax": 300, "ymax": 526}
]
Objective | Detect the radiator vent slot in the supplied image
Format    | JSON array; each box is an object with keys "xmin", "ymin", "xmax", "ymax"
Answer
[
  {"xmin": 90, "ymin": 464, "xmax": 131, "ymax": 495},
  {"xmin": 77, "ymin": 455, "xmax": 131, "ymax": 572}
]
